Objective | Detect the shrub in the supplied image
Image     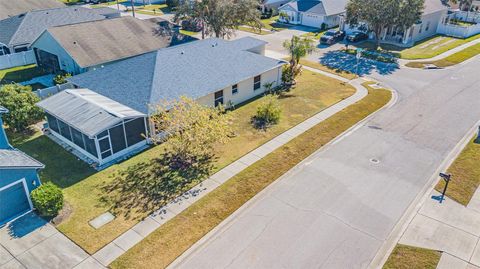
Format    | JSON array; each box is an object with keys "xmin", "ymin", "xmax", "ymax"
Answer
[
  {"xmin": 53, "ymin": 73, "xmax": 72, "ymax": 85},
  {"xmin": 31, "ymin": 182, "xmax": 64, "ymax": 217},
  {"xmin": 0, "ymin": 84, "xmax": 44, "ymax": 132},
  {"xmin": 252, "ymin": 95, "xmax": 282, "ymax": 129}
]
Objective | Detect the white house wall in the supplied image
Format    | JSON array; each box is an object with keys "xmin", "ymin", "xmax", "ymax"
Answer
[
  {"xmin": 196, "ymin": 67, "xmax": 283, "ymax": 108},
  {"xmin": 410, "ymin": 10, "xmax": 446, "ymax": 43}
]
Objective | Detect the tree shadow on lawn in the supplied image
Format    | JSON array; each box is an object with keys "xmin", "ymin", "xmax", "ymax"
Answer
[
  {"xmin": 10, "ymin": 130, "xmax": 95, "ymax": 188},
  {"xmin": 101, "ymin": 152, "xmax": 214, "ymax": 219},
  {"xmin": 318, "ymin": 50, "xmax": 399, "ymax": 76}
]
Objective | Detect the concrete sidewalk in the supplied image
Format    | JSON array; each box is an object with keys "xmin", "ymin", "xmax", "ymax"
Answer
[
  {"xmin": 92, "ymin": 69, "xmax": 370, "ymax": 267},
  {"xmin": 396, "ymin": 187, "xmax": 480, "ymax": 269}
]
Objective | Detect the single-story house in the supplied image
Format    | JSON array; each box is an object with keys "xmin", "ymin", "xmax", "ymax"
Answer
[
  {"xmin": 30, "ymin": 16, "xmax": 195, "ymax": 74},
  {"xmin": 0, "ymin": 6, "xmax": 113, "ymax": 56},
  {"xmin": 0, "ymin": 0, "xmax": 65, "ymax": 20},
  {"xmin": 0, "ymin": 106, "xmax": 44, "ymax": 225},
  {"xmin": 37, "ymin": 37, "xmax": 286, "ymax": 167},
  {"xmin": 37, "ymin": 89, "xmax": 148, "ymax": 168},
  {"xmin": 261, "ymin": 0, "xmax": 291, "ymax": 12},
  {"xmin": 341, "ymin": 0, "xmax": 449, "ymax": 47},
  {"xmin": 278, "ymin": 0, "xmax": 348, "ymax": 29}
]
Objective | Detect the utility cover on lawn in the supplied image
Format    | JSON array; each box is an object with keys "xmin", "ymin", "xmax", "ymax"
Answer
[{"xmin": 89, "ymin": 212, "xmax": 115, "ymax": 229}]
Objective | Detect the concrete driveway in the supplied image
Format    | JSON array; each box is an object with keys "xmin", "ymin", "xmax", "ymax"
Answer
[
  {"xmin": 170, "ymin": 56, "xmax": 480, "ymax": 268},
  {"xmin": 0, "ymin": 213, "xmax": 102, "ymax": 269}
]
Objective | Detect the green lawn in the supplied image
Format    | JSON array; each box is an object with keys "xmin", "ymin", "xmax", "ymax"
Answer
[
  {"xmin": 0, "ymin": 65, "xmax": 47, "ymax": 84},
  {"xmin": 383, "ymin": 244, "xmax": 441, "ymax": 269},
  {"xmin": 399, "ymin": 34, "xmax": 480, "ymax": 60},
  {"xmin": 110, "ymin": 82, "xmax": 391, "ymax": 268},
  {"xmin": 179, "ymin": 29, "xmax": 199, "ymax": 37},
  {"xmin": 238, "ymin": 26, "xmax": 272, "ymax": 35},
  {"xmin": 406, "ymin": 42, "xmax": 480, "ymax": 68},
  {"xmin": 14, "ymin": 70, "xmax": 355, "ymax": 254},
  {"xmin": 435, "ymin": 136, "xmax": 480, "ymax": 206},
  {"xmin": 299, "ymin": 59, "xmax": 357, "ymax": 80}
]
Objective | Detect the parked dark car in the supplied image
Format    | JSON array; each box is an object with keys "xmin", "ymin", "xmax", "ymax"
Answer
[
  {"xmin": 320, "ymin": 30, "xmax": 345, "ymax": 45},
  {"xmin": 346, "ymin": 31, "xmax": 369, "ymax": 43}
]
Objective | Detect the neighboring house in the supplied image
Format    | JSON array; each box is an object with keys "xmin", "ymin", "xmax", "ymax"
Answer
[
  {"xmin": 0, "ymin": 0, "xmax": 65, "ymax": 20},
  {"xmin": 30, "ymin": 16, "xmax": 195, "ymax": 74},
  {"xmin": 0, "ymin": 6, "xmax": 110, "ymax": 56},
  {"xmin": 278, "ymin": 0, "xmax": 348, "ymax": 29},
  {"xmin": 37, "ymin": 37, "xmax": 286, "ymax": 167},
  {"xmin": 0, "ymin": 106, "xmax": 44, "ymax": 225},
  {"xmin": 261, "ymin": 0, "xmax": 291, "ymax": 12},
  {"xmin": 341, "ymin": 0, "xmax": 449, "ymax": 46}
]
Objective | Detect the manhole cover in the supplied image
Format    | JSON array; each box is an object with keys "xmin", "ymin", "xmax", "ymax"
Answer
[{"xmin": 370, "ymin": 158, "xmax": 380, "ymax": 164}]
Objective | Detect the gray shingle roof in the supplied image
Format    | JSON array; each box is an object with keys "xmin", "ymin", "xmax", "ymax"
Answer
[
  {"xmin": 41, "ymin": 16, "xmax": 196, "ymax": 68},
  {"xmin": 0, "ymin": 0, "xmax": 65, "ymax": 20},
  {"xmin": 0, "ymin": 6, "xmax": 106, "ymax": 47},
  {"xmin": 68, "ymin": 37, "xmax": 286, "ymax": 114},
  {"xmin": 37, "ymin": 89, "xmax": 146, "ymax": 137},
  {"xmin": 0, "ymin": 149, "xmax": 44, "ymax": 169},
  {"xmin": 423, "ymin": 0, "xmax": 448, "ymax": 15},
  {"xmin": 282, "ymin": 0, "xmax": 348, "ymax": 16}
]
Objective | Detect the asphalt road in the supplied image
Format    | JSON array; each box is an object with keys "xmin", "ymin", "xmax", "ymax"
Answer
[{"xmin": 170, "ymin": 57, "xmax": 480, "ymax": 269}]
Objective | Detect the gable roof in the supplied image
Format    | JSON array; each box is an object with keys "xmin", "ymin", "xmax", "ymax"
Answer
[
  {"xmin": 280, "ymin": 0, "xmax": 348, "ymax": 16},
  {"xmin": 0, "ymin": 149, "xmax": 44, "ymax": 169},
  {"xmin": 0, "ymin": 0, "xmax": 65, "ymax": 20},
  {"xmin": 423, "ymin": 0, "xmax": 448, "ymax": 15},
  {"xmin": 40, "ymin": 16, "xmax": 195, "ymax": 68},
  {"xmin": 68, "ymin": 37, "xmax": 285, "ymax": 114},
  {"xmin": 0, "ymin": 6, "xmax": 106, "ymax": 47},
  {"xmin": 37, "ymin": 89, "xmax": 145, "ymax": 137}
]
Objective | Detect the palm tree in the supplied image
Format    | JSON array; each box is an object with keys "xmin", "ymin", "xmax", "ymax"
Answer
[{"xmin": 282, "ymin": 35, "xmax": 315, "ymax": 84}]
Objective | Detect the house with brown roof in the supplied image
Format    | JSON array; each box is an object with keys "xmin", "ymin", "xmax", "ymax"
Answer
[
  {"xmin": 0, "ymin": 0, "xmax": 65, "ymax": 20},
  {"xmin": 30, "ymin": 16, "xmax": 195, "ymax": 74}
]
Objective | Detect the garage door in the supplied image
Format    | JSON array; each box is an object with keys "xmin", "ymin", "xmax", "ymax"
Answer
[
  {"xmin": 0, "ymin": 181, "xmax": 31, "ymax": 224},
  {"xmin": 302, "ymin": 13, "xmax": 322, "ymax": 28}
]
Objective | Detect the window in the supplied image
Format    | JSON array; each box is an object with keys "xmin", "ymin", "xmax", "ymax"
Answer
[
  {"xmin": 83, "ymin": 134, "xmax": 97, "ymax": 158},
  {"xmin": 419, "ymin": 24, "xmax": 422, "ymax": 33},
  {"xmin": 57, "ymin": 119, "xmax": 72, "ymax": 141},
  {"xmin": 425, "ymin": 21, "xmax": 430, "ymax": 31},
  {"xmin": 253, "ymin": 75, "xmax": 261, "ymax": 91},
  {"xmin": 125, "ymin": 118, "xmax": 146, "ymax": 147},
  {"xmin": 232, "ymin": 84, "xmax": 238, "ymax": 95},
  {"xmin": 109, "ymin": 124, "xmax": 127, "ymax": 154},
  {"xmin": 71, "ymin": 128, "xmax": 85, "ymax": 149},
  {"xmin": 46, "ymin": 113, "xmax": 59, "ymax": 133}
]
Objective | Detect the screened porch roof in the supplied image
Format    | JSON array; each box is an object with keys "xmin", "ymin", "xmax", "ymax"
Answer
[{"xmin": 37, "ymin": 88, "xmax": 145, "ymax": 137}]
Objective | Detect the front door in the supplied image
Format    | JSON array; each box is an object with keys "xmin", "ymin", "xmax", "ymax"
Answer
[{"xmin": 214, "ymin": 90, "xmax": 224, "ymax": 107}]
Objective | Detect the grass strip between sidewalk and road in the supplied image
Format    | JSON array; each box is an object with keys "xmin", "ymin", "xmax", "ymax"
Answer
[
  {"xmin": 405, "ymin": 43, "xmax": 480, "ymax": 68},
  {"xmin": 110, "ymin": 83, "xmax": 391, "ymax": 269},
  {"xmin": 383, "ymin": 244, "xmax": 441, "ymax": 269},
  {"xmin": 435, "ymin": 136, "xmax": 480, "ymax": 206}
]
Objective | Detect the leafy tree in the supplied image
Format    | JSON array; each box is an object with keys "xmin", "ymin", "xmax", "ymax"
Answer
[
  {"xmin": 0, "ymin": 84, "xmax": 44, "ymax": 132},
  {"xmin": 346, "ymin": 0, "xmax": 424, "ymax": 48},
  {"xmin": 174, "ymin": 0, "xmax": 262, "ymax": 39},
  {"xmin": 151, "ymin": 96, "xmax": 232, "ymax": 169},
  {"xmin": 282, "ymin": 35, "xmax": 315, "ymax": 83},
  {"xmin": 252, "ymin": 95, "xmax": 282, "ymax": 130}
]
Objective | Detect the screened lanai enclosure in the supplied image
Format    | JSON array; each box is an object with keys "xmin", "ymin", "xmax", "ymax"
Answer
[{"xmin": 37, "ymin": 89, "xmax": 148, "ymax": 168}]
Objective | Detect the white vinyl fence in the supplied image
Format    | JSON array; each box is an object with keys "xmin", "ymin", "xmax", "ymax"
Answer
[
  {"xmin": 438, "ymin": 22, "xmax": 480, "ymax": 38},
  {"xmin": 35, "ymin": 83, "xmax": 73, "ymax": 99},
  {"xmin": 0, "ymin": 50, "xmax": 36, "ymax": 70}
]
